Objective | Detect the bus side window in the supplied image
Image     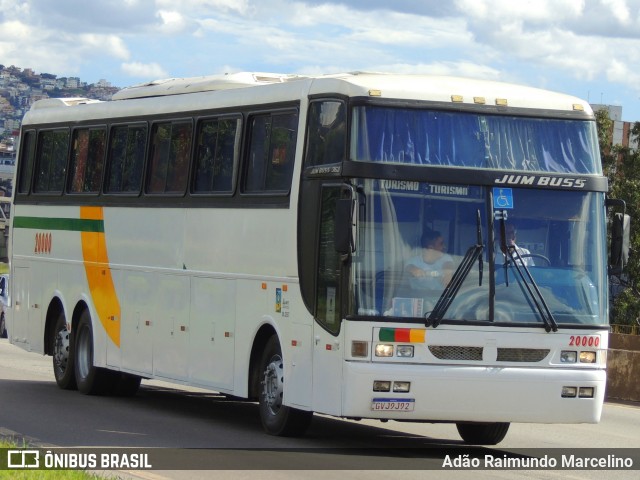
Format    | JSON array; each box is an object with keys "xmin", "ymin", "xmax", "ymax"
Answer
[
  {"xmin": 105, "ymin": 124, "xmax": 148, "ymax": 194},
  {"xmin": 244, "ymin": 111, "xmax": 298, "ymax": 194},
  {"xmin": 34, "ymin": 129, "xmax": 70, "ymax": 194},
  {"xmin": 305, "ymin": 100, "xmax": 346, "ymax": 167},
  {"xmin": 17, "ymin": 130, "xmax": 36, "ymax": 194},
  {"xmin": 69, "ymin": 128, "xmax": 106, "ymax": 194},
  {"xmin": 147, "ymin": 120, "xmax": 192, "ymax": 194},
  {"xmin": 193, "ymin": 117, "xmax": 240, "ymax": 194}
]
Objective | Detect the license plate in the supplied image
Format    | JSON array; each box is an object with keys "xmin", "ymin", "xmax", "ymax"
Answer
[{"xmin": 371, "ymin": 398, "xmax": 415, "ymax": 412}]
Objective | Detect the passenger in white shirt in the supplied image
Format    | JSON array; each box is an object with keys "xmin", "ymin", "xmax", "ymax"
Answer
[{"xmin": 505, "ymin": 224, "xmax": 535, "ymax": 267}]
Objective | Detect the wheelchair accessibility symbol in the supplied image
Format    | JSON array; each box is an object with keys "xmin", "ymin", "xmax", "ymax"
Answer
[{"xmin": 493, "ymin": 188, "xmax": 514, "ymax": 209}]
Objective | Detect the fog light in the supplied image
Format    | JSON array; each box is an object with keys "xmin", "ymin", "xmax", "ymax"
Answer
[
  {"xmin": 396, "ymin": 345, "xmax": 414, "ymax": 357},
  {"xmin": 562, "ymin": 386, "xmax": 577, "ymax": 398},
  {"xmin": 579, "ymin": 351, "xmax": 596, "ymax": 363},
  {"xmin": 375, "ymin": 344, "xmax": 394, "ymax": 357},
  {"xmin": 560, "ymin": 351, "xmax": 577, "ymax": 363},
  {"xmin": 351, "ymin": 341, "xmax": 368, "ymax": 358},
  {"xmin": 579, "ymin": 387, "xmax": 595, "ymax": 398},
  {"xmin": 393, "ymin": 381, "xmax": 411, "ymax": 393},
  {"xmin": 373, "ymin": 380, "xmax": 391, "ymax": 392}
]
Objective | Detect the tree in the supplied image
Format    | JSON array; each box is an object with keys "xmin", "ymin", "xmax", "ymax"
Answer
[{"xmin": 598, "ymin": 108, "xmax": 640, "ymax": 326}]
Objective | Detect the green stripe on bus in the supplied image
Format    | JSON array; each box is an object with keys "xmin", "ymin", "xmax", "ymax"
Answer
[
  {"xmin": 378, "ymin": 328, "xmax": 396, "ymax": 342},
  {"xmin": 13, "ymin": 216, "xmax": 105, "ymax": 233}
]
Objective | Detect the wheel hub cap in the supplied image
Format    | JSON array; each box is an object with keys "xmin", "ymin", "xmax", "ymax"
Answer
[
  {"xmin": 262, "ymin": 355, "xmax": 284, "ymax": 414},
  {"xmin": 53, "ymin": 328, "xmax": 70, "ymax": 372}
]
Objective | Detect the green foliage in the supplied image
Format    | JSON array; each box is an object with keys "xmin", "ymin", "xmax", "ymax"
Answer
[
  {"xmin": 0, "ymin": 469, "xmax": 107, "ymax": 480},
  {"xmin": 598, "ymin": 108, "xmax": 640, "ymax": 326}
]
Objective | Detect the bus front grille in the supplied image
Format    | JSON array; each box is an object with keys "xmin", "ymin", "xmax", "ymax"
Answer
[
  {"xmin": 427, "ymin": 346, "xmax": 551, "ymax": 363},
  {"xmin": 428, "ymin": 346, "xmax": 483, "ymax": 361},
  {"xmin": 497, "ymin": 348, "xmax": 550, "ymax": 362}
]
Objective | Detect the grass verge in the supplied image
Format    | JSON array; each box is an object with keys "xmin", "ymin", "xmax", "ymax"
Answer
[{"xmin": 0, "ymin": 440, "xmax": 118, "ymax": 480}]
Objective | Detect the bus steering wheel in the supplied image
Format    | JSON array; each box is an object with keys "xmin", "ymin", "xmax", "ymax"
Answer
[{"xmin": 514, "ymin": 253, "xmax": 551, "ymax": 266}]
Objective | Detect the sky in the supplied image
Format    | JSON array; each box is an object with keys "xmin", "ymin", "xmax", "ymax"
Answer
[{"xmin": 1, "ymin": 0, "xmax": 640, "ymax": 121}]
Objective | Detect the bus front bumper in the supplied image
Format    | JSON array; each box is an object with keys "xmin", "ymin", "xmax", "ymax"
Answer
[{"xmin": 341, "ymin": 361, "xmax": 605, "ymax": 424}]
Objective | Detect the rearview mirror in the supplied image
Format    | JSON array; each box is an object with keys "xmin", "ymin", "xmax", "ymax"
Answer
[
  {"xmin": 610, "ymin": 212, "xmax": 630, "ymax": 274},
  {"xmin": 607, "ymin": 198, "xmax": 630, "ymax": 275}
]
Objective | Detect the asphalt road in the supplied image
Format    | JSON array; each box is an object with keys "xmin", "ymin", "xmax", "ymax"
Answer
[{"xmin": 0, "ymin": 338, "xmax": 638, "ymax": 480}]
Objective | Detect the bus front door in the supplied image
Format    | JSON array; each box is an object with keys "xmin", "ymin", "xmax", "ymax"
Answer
[{"xmin": 312, "ymin": 186, "xmax": 346, "ymax": 416}]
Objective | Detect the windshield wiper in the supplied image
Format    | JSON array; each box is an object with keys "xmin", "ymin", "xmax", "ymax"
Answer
[
  {"xmin": 427, "ymin": 210, "xmax": 484, "ymax": 328},
  {"xmin": 499, "ymin": 215, "xmax": 558, "ymax": 333}
]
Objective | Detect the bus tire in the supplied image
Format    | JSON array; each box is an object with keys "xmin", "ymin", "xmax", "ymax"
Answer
[
  {"xmin": 258, "ymin": 335, "xmax": 312, "ymax": 437},
  {"xmin": 52, "ymin": 311, "xmax": 77, "ymax": 390},
  {"xmin": 456, "ymin": 422, "xmax": 510, "ymax": 445},
  {"xmin": 74, "ymin": 310, "xmax": 117, "ymax": 395}
]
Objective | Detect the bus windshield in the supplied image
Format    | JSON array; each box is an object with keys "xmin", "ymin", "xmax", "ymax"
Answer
[
  {"xmin": 352, "ymin": 180, "xmax": 607, "ymax": 327},
  {"xmin": 351, "ymin": 106, "xmax": 601, "ymax": 174}
]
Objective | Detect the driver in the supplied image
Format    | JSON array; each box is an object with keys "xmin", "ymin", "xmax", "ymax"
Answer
[{"xmin": 505, "ymin": 224, "xmax": 534, "ymax": 266}]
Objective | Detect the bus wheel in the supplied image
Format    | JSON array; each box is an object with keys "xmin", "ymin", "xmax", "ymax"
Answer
[
  {"xmin": 52, "ymin": 311, "xmax": 77, "ymax": 390},
  {"xmin": 74, "ymin": 311, "xmax": 117, "ymax": 395},
  {"xmin": 456, "ymin": 422, "xmax": 510, "ymax": 445},
  {"xmin": 258, "ymin": 335, "xmax": 312, "ymax": 436}
]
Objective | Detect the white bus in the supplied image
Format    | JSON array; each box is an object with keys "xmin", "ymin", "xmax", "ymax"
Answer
[{"xmin": 9, "ymin": 72, "xmax": 626, "ymax": 444}]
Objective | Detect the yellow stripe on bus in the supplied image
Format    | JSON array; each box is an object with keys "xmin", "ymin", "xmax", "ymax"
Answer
[{"xmin": 80, "ymin": 206, "xmax": 121, "ymax": 347}]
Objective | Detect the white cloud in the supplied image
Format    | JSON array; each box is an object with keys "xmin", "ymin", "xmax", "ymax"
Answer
[
  {"xmin": 28, "ymin": 0, "xmax": 158, "ymax": 32},
  {"xmin": 156, "ymin": 10, "xmax": 190, "ymax": 34},
  {"xmin": 0, "ymin": 0, "xmax": 31, "ymax": 18},
  {"xmin": 156, "ymin": 0, "xmax": 251, "ymax": 16},
  {"xmin": 607, "ymin": 57, "xmax": 640, "ymax": 87},
  {"xmin": 360, "ymin": 61, "xmax": 502, "ymax": 81},
  {"xmin": 121, "ymin": 61, "xmax": 168, "ymax": 79},
  {"xmin": 456, "ymin": 0, "xmax": 585, "ymax": 23},
  {"xmin": 0, "ymin": 20, "xmax": 32, "ymax": 39},
  {"xmin": 77, "ymin": 34, "xmax": 130, "ymax": 60},
  {"xmin": 345, "ymin": 13, "xmax": 471, "ymax": 48},
  {"xmin": 601, "ymin": 0, "xmax": 632, "ymax": 25},
  {"xmin": 0, "ymin": 20, "xmax": 130, "ymax": 78}
]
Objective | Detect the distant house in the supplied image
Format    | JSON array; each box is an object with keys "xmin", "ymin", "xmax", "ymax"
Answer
[
  {"xmin": 66, "ymin": 77, "xmax": 80, "ymax": 89},
  {"xmin": 41, "ymin": 78, "xmax": 57, "ymax": 90},
  {"xmin": 591, "ymin": 103, "xmax": 639, "ymax": 152}
]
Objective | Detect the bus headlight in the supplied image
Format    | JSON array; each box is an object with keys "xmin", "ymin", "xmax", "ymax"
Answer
[
  {"xmin": 579, "ymin": 351, "xmax": 597, "ymax": 363},
  {"xmin": 373, "ymin": 380, "xmax": 391, "ymax": 392},
  {"xmin": 579, "ymin": 387, "xmax": 595, "ymax": 398},
  {"xmin": 393, "ymin": 381, "xmax": 411, "ymax": 393},
  {"xmin": 561, "ymin": 386, "xmax": 577, "ymax": 398},
  {"xmin": 396, "ymin": 345, "xmax": 414, "ymax": 357},
  {"xmin": 560, "ymin": 351, "xmax": 577, "ymax": 363},
  {"xmin": 375, "ymin": 344, "xmax": 394, "ymax": 357}
]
